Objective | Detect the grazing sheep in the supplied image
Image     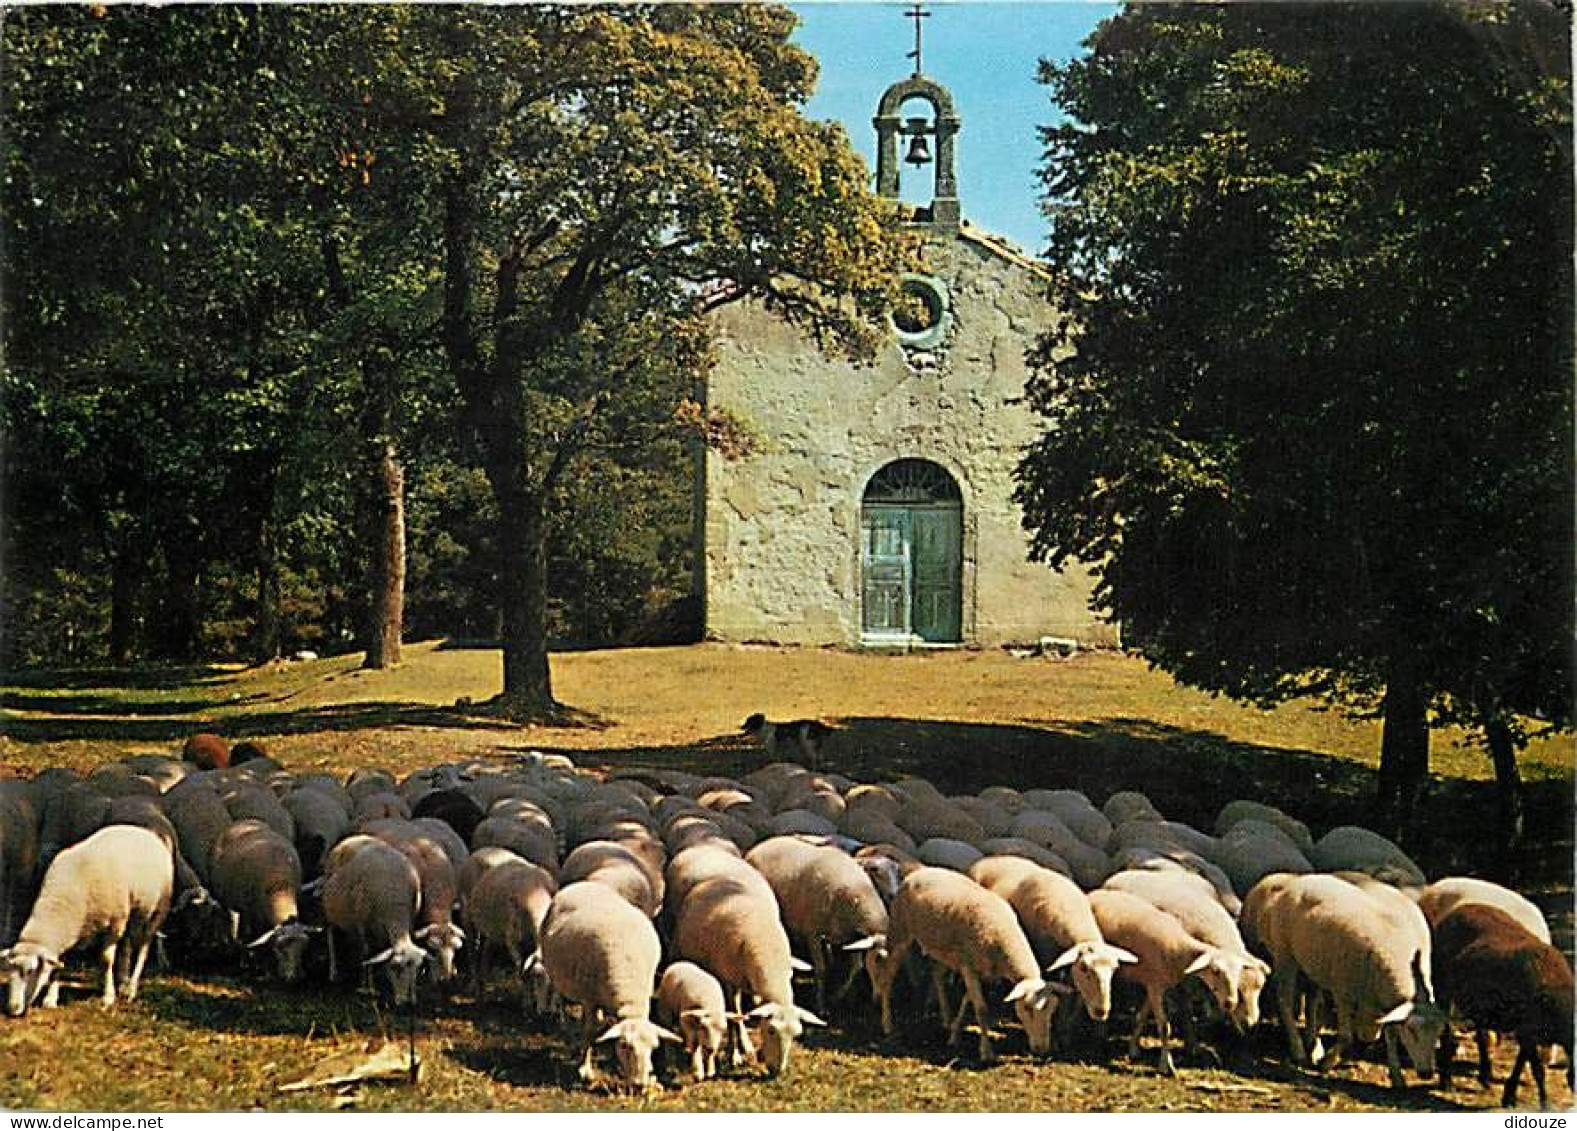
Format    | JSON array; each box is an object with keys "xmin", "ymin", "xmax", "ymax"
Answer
[
  {"xmin": 970, "ymin": 856, "xmax": 1137, "ymax": 1024},
  {"xmin": 1432, "ymin": 903, "xmax": 1574, "ymax": 1108},
  {"xmin": 352, "ymin": 790, "xmax": 411, "ymax": 825},
  {"xmin": 873, "ymin": 866, "xmax": 1060, "ymax": 1063},
  {"xmin": 854, "ymin": 844, "xmax": 921, "ymax": 906},
  {"xmin": 0, "ymin": 825, "xmax": 172, "ymax": 1014},
  {"xmin": 1087, "ymin": 889, "xmax": 1240, "ymax": 1075},
  {"xmin": 411, "ymin": 789, "xmax": 486, "ymax": 845},
  {"xmin": 160, "ymin": 781, "xmax": 233, "ymax": 885},
  {"xmin": 976, "ymin": 838, "xmax": 1072, "ymax": 876},
  {"xmin": 1213, "ymin": 820, "xmax": 1313, "ymax": 897},
  {"xmin": 320, "ymin": 835, "xmax": 427, "ymax": 1006},
  {"xmin": 1240, "ymin": 872, "xmax": 1445, "ymax": 1088},
  {"xmin": 1009, "ymin": 809, "xmax": 1112, "ymax": 889},
  {"xmin": 220, "ymin": 781, "xmax": 295, "ymax": 843},
  {"xmin": 368, "ymin": 821, "xmax": 467, "ymax": 982},
  {"xmin": 746, "ymin": 836, "xmax": 890, "ymax": 1012},
  {"xmin": 1103, "ymin": 791, "xmax": 1163, "ymax": 827},
  {"xmin": 671, "ymin": 875, "xmax": 824, "ymax": 1076},
  {"xmin": 1110, "ymin": 846, "xmax": 1241, "ymax": 916},
  {"xmin": 295, "ymin": 774, "xmax": 356, "ymax": 821},
  {"xmin": 0, "ymin": 782, "xmax": 41, "ymax": 946},
  {"xmin": 1110, "ymin": 818, "xmax": 1221, "ymax": 863},
  {"xmin": 1021, "ymin": 789, "xmax": 1113, "ymax": 850},
  {"xmin": 209, "ymin": 819, "xmax": 319, "ymax": 984},
  {"xmin": 457, "ymin": 846, "xmax": 521, "ymax": 908},
  {"xmin": 838, "ymin": 808, "xmax": 918, "ymax": 854},
  {"xmin": 1213, "ymin": 799, "xmax": 1315, "ymax": 857},
  {"xmin": 538, "ymin": 881, "xmax": 680, "ymax": 1090},
  {"xmin": 1310, "ymin": 826, "xmax": 1426, "ymax": 886},
  {"xmin": 768, "ymin": 809, "xmax": 839, "ymax": 838},
  {"xmin": 102, "ymin": 795, "xmax": 206, "ymax": 904},
  {"xmin": 465, "ymin": 855, "xmax": 558, "ymax": 1007},
  {"xmin": 1416, "ymin": 877, "xmax": 1552, "ymax": 944},
  {"xmin": 282, "ymin": 787, "xmax": 351, "ymax": 881},
  {"xmin": 472, "ymin": 814, "xmax": 559, "ymax": 876},
  {"xmin": 664, "ymin": 841, "xmax": 774, "ymax": 919},
  {"xmin": 916, "ymin": 837, "xmax": 984, "ymax": 873},
  {"xmin": 657, "ymin": 961, "xmax": 731, "ymax": 1081},
  {"xmin": 1101, "ymin": 869, "xmax": 1269, "ymax": 1034},
  {"xmin": 949, "ymin": 796, "xmax": 1016, "ymax": 839},
  {"xmin": 561, "ymin": 841, "xmax": 660, "ymax": 917},
  {"xmin": 896, "ymin": 799, "xmax": 987, "ymax": 847}
]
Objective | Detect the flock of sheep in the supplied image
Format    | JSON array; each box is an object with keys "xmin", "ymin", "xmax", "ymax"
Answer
[{"xmin": 0, "ymin": 731, "xmax": 1571, "ymax": 1108}]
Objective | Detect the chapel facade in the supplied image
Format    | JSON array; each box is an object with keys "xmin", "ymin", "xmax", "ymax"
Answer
[{"xmin": 698, "ymin": 65, "xmax": 1116, "ymax": 651}]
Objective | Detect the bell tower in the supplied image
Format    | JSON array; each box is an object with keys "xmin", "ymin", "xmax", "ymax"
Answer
[{"xmin": 873, "ymin": 4, "xmax": 960, "ymax": 233}]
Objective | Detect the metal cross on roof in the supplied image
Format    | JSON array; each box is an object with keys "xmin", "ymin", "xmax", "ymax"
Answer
[{"xmin": 904, "ymin": 2, "xmax": 930, "ymax": 76}]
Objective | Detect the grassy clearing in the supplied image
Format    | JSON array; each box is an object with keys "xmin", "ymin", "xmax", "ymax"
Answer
[{"xmin": 0, "ymin": 641, "xmax": 1571, "ymax": 1112}]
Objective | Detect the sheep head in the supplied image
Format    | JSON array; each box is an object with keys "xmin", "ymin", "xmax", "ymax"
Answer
[
  {"xmin": 365, "ymin": 938, "xmax": 427, "ymax": 1005},
  {"xmin": 0, "ymin": 944, "xmax": 62, "ymax": 1017},
  {"xmin": 747, "ymin": 1002, "xmax": 825, "ymax": 1075},
  {"xmin": 248, "ymin": 921, "xmax": 322, "ymax": 984},
  {"xmin": 1048, "ymin": 941, "xmax": 1137, "ymax": 1022},
  {"xmin": 414, "ymin": 922, "xmax": 466, "ymax": 982},
  {"xmin": 1184, "ymin": 948, "xmax": 1240, "ymax": 1019},
  {"xmin": 1003, "ymin": 976, "xmax": 1062, "ymax": 1055},
  {"xmin": 596, "ymin": 1017, "xmax": 681, "ymax": 1091}
]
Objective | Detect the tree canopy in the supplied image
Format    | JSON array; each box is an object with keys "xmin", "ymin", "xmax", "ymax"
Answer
[{"xmin": 1017, "ymin": 2, "xmax": 1572, "ymax": 841}]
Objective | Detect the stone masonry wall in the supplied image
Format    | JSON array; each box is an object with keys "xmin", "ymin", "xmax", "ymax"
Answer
[{"xmin": 702, "ymin": 232, "xmax": 1118, "ymax": 649}]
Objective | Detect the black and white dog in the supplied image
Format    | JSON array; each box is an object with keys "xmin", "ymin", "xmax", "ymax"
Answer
[{"xmin": 741, "ymin": 712, "xmax": 833, "ymax": 770}]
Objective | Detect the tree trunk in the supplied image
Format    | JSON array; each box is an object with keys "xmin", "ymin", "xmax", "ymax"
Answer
[
  {"xmin": 252, "ymin": 515, "xmax": 283, "ymax": 665},
  {"xmin": 1375, "ymin": 660, "xmax": 1430, "ymax": 838},
  {"xmin": 491, "ymin": 476, "xmax": 555, "ymax": 712},
  {"xmin": 362, "ymin": 434, "xmax": 406, "ymax": 670},
  {"xmin": 154, "ymin": 541, "xmax": 204, "ymax": 661},
  {"xmin": 1484, "ymin": 714, "xmax": 1524, "ymax": 878}
]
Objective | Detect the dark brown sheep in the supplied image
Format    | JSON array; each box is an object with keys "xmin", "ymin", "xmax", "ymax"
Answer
[{"xmin": 183, "ymin": 733, "xmax": 231, "ymax": 771}]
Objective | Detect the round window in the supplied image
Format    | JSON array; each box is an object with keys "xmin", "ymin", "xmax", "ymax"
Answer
[{"xmin": 890, "ymin": 273, "xmax": 952, "ymax": 350}]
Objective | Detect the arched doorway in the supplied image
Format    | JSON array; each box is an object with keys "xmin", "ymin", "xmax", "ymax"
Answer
[{"xmin": 860, "ymin": 459, "xmax": 963, "ymax": 643}]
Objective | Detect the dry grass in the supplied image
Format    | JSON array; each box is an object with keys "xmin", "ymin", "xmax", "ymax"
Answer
[{"xmin": 0, "ymin": 641, "xmax": 1571, "ymax": 1113}]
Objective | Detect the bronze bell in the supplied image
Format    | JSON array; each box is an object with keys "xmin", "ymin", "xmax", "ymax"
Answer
[{"xmin": 904, "ymin": 132, "xmax": 932, "ymax": 167}]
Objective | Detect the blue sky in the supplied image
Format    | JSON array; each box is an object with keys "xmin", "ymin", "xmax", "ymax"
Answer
[{"xmin": 791, "ymin": 2, "xmax": 1117, "ymax": 255}]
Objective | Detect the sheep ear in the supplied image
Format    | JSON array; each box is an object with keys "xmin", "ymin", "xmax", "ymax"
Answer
[
  {"xmin": 1378, "ymin": 1001, "xmax": 1414, "ymax": 1025},
  {"xmin": 1111, "ymin": 946, "xmax": 1140, "ymax": 965},
  {"xmin": 796, "ymin": 1007, "xmax": 827, "ymax": 1027},
  {"xmin": 363, "ymin": 948, "xmax": 394, "ymax": 967},
  {"xmin": 413, "ymin": 925, "xmax": 435, "ymax": 942},
  {"xmin": 522, "ymin": 951, "xmax": 542, "ymax": 974},
  {"xmin": 843, "ymin": 935, "xmax": 884, "ymax": 952},
  {"xmin": 746, "ymin": 1004, "xmax": 776, "ymax": 1020},
  {"xmin": 1004, "ymin": 977, "xmax": 1045, "ymax": 1004},
  {"xmin": 596, "ymin": 1022, "xmax": 626, "ymax": 1043},
  {"xmin": 655, "ymin": 1025, "xmax": 685, "ymax": 1044},
  {"xmin": 450, "ymin": 925, "xmax": 466, "ymax": 942},
  {"xmin": 1047, "ymin": 945, "xmax": 1082, "ymax": 972},
  {"xmin": 43, "ymin": 956, "xmax": 63, "ymax": 971},
  {"xmin": 788, "ymin": 956, "xmax": 813, "ymax": 972},
  {"xmin": 247, "ymin": 928, "xmax": 279, "ymax": 949},
  {"xmin": 1183, "ymin": 951, "xmax": 1213, "ymax": 975}
]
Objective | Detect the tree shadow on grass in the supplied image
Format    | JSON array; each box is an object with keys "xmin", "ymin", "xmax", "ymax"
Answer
[
  {"xmin": 0, "ymin": 663, "xmax": 235, "ymax": 691},
  {"xmin": 142, "ymin": 975, "xmax": 395, "ymax": 1039}
]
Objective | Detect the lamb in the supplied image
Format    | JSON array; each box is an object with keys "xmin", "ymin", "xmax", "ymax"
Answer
[
  {"xmin": 745, "ymin": 836, "xmax": 890, "ymax": 1011},
  {"xmin": 1213, "ymin": 799, "xmax": 1315, "ymax": 857},
  {"xmin": 656, "ymin": 961, "xmax": 731, "ymax": 1081},
  {"xmin": 209, "ymin": 819, "xmax": 320, "ymax": 983},
  {"xmin": 854, "ymin": 843, "xmax": 922, "ymax": 905},
  {"xmin": 537, "ymin": 881, "xmax": 680, "ymax": 1090},
  {"xmin": 872, "ymin": 866, "xmax": 1060, "ymax": 1063},
  {"xmin": 1310, "ymin": 825, "xmax": 1426, "ymax": 886},
  {"xmin": 319, "ymin": 835, "xmax": 428, "ymax": 1005},
  {"xmin": 1432, "ymin": 903, "xmax": 1574, "ymax": 1108},
  {"xmin": 1087, "ymin": 889, "xmax": 1242, "ymax": 1075},
  {"xmin": 1101, "ymin": 868, "xmax": 1269, "ymax": 1033},
  {"xmin": 0, "ymin": 825, "xmax": 172, "ymax": 1014},
  {"xmin": 1239, "ymin": 872, "xmax": 1445, "ymax": 1088},
  {"xmin": 969, "ymin": 856, "xmax": 1137, "ymax": 1024},
  {"xmin": 671, "ymin": 875, "xmax": 824, "ymax": 1075},
  {"xmin": 465, "ymin": 854, "xmax": 558, "ymax": 1008},
  {"xmin": 1415, "ymin": 876, "xmax": 1552, "ymax": 943}
]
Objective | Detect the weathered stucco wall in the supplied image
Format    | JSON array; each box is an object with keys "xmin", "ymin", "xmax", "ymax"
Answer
[{"xmin": 703, "ymin": 232, "xmax": 1118, "ymax": 649}]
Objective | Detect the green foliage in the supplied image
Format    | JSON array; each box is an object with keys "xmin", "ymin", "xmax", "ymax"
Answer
[{"xmin": 1018, "ymin": 4, "xmax": 1572, "ymax": 744}]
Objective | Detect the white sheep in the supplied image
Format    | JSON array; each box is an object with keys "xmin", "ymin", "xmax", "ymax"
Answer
[
  {"xmin": 745, "ymin": 836, "xmax": 889, "ymax": 1011},
  {"xmin": 560, "ymin": 840, "xmax": 659, "ymax": 917},
  {"xmin": 465, "ymin": 854, "xmax": 558, "ymax": 1009},
  {"xmin": 1009, "ymin": 809, "xmax": 1112, "ymax": 889},
  {"xmin": 0, "ymin": 825, "xmax": 172, "ymax": 1014},
  {"xmin": 968, "ymin": 855, "xmax": 1136, "ymax": 1023},
  {"xmin": 872, "ymin": 866, "xmax": 1060, "ymax": 1063},
  {"xmin": 975, "ymin": 838, "xmax": 1072, "ymax": 876},
  {"xmin": 1087, "ymin": 888, "xmax": 1241, "ymax": 1075},
  {"xmin": 1309, "ymin": 826, "xmax": 1426, "ymax": 886},
  {"xmin": 664, "ymin": 841, "xmax": 774, "ymax": 919},
  {"xmin": 320, "ymin": 835, "xmax": 428, "ymax": 1006},
  {"xmin": 209, "ymin": 819, "xmax": 319, "ymax": 983},
  {"xmin": 656, "ymin": 960, "xmax": 731, "ymax": 1081},
  {"xmin": 1415, "ymin": 876, "xmax": 1552, "ymax": 943},
  {"xmin": 1240, "ymin": 872, "xmax": 1445, "ymax": 1088},
  {"xmin": 537, "ymin": 881, "xmax": 680, "ymax": 1090},
  {"xmin": 1101, "ymin": 868, "xmax": 1269, "ymax": 1034},
  {"xmin": 1110, "ymin": 845, "xmax": 1241, "ymax": 915},
  {"xmin": 367, "ymin": 820, "xmax": 467, "ymax": 982},
  {"xmin": 672, "ymin": 874, "xmax": 824, "ymax": 1075}
]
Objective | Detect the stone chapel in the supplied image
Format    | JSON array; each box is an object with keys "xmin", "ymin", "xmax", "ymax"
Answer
[{"xmin": 698, "ymin": 62, "xmax": 1116, "ymax": 651}]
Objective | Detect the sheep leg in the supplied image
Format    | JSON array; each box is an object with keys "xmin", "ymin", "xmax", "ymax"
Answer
[
  {"xmin": 960, "ymin": 968, "xmax": 996, "ymax": 1064},
  {"xmin": 1129, "ymin": 993, "xmax": 1151, "ymax": 1060},
  {"xmin": 1275, "ymin": 967, "xmax": 1311, "ymax": 1066},
  {"xmin": 933, "ymin": 965, "xmax": 957, "ymax": 1039},
  {"xmin": 1476, "ymin": 1025, "xmax": 1494, "ymax": 1088},
  {"xmin": 944, "ymin": 974, "xmax": 971, "ymax": 1047},
  {"xmin": 327, "ymin": 928, "xmax": 340, "ymax": 983},
  {"xmin": 1305, "ymin": 989, "xmax": 1327, "ymax": 1064},
  {"xmin": 810, "ymin": 937, "xmax": 830, "ymax": 1017},
  {"xmin": 100, "ymin": 940, "xmax": 119, "ymax": 1008},
  {"xmin": 727, "ymin": 989, "xmax": 755, "ymax": 1067},
  {"xmin": 1383, "ymin": 1027, "xmax": 1407, "ymax": 1090},
  {"xmin": 1321, "ymin": 998, "xmax": 1354, "ymax": 1077},
  {"xmin": 578, "ymin": 1008, "xmax": 603, "ymax": 1086},
  {"xmin": 1151, "ymin": 987, "xmax": 1177, "ymax": 1076},
  {"xmin": 124, "ymin": 919, "xmax": 156, "ymax": 1002},
  {"xmin": 874, "ymin": 936, "xmax": 913, "ymax": 1037},
  {"xmin": 1528, "ymin": 1039, "xmax": 1548, "ymax": 1109}
]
